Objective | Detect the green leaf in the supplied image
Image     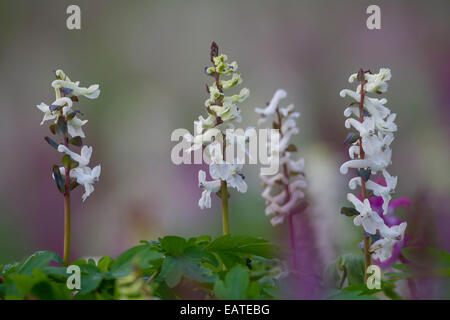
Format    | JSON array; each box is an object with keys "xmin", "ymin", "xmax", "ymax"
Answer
[
  {"xmin": 391, "ymin": 263, "xmax": 414, "ymax": 273},
  {"xmin": 357, "ymin": 169, "xmax": 371, "ymax": 182},
  {"xmin": 246, "ymin": 281, "xmax": 261, "ymax": 300},
  {"xmin": 33, "ymin": 269, "xmax": 70, "ymax": 299},
  {"xmin": 52, "ymin": 165, "xmax": 65, "ymax": 193},
  {"xmin": 324, "ymin": 258, "xmax": 342, "ymax": 289},
  {"xmin": 159, "ymin": 257, "xmax": 183, "ymax": 288},
  {"xmin": 69, "ymin": 136, "xmax": 83, "ymax": 147},
  {"xmin": 77, "ymin": 264, "xmax": 103, "ymax": 295},
  {"xmin": 70, "ymin": 181, "xmax": 79, "ymax": 191},
  {"xmin": 327, "ymin": 289, "xmax": 378, "ymax": 300},
  {"xmin": 206, "ymin": 235, "xmax": 276, "ymax": 259},
  {"xmin": 109, "ymin": 245, "xmax": 147, "ymax": 278},
  {"xmin": 133, "ymin": 247, "xmax": 164, "ymax": 270},
  {"xmin": 160, "ymin": 255, "xmax": 217, "ymax": 288},
  {"xmin": 56, "ymin": 117, "xmax": 67, "ymax": 136},
  {"xmin": 70, "ymin": 159, "xmax": 79, "ymax": 169},
  {"xmin": 395, "ymin": 247, "xmax": 450, "ymax": 278},
  {"xmin": 97, "ymin": 256, "xmax": 113, "ymax": 273},
  {"xmin": 159, "ymin": 236, "xmax": 188, "ymax": 256},
  {"xmin": 42, "ymin": 266, "xmax": 69, "ymax": 278},
  {"xmin": 338, "ymin": 254, "xmax": 365, "ymax": 286},
  {"xmin": 427, "ymin": 248, "xmax": 450, "ymax": 267},
  {"xmin": 66, "ymin": 111, "xmax": 81, "ymax": 121},
  {"xmin": 17, "ymin": 251, "xmax": 62, "ymax": 276},
  {"xmin": 10, "ymin": 274, "xmax": 34, "ymax": 296},
  {"xmin": 44, "ymin": 136, "xmax": 59, "ymax": 150},
  {"xmin": 214, "ymin": 266, "xmax": 249, "ymax": 300},
  {"xmin": 340, "ymin": 206, "xmax": 359, "ymax": 217},
  {"xmin": 344, "ymin": 132, "xmax": 360, "ymax": 145},
  {"xmin": 62, "ymin": 155, "xmax": 71, "ymax": 169}
]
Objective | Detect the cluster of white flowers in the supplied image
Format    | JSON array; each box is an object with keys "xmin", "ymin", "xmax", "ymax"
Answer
[
  {"xmin": 185, "ymin": 44, "xmax": 249, "ymax": 209},
  {"xmin": 37, "ymin": 69, "xmax": 101, "ymax": 201},
  {"xmin": 255, "ymin": 89, "xmax": 306, "ymax": 226},
  {"xmin": 340, "ymin": 68, "xmax": 406, "ymax": 262}
]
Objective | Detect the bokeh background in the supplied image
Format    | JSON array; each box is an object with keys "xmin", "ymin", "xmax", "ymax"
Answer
[{"xmin": 0, "ymin": 0, "xmax": 449, "ymax": 298}]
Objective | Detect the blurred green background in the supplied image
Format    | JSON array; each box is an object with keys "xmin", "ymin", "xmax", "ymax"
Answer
[{"xmin": 0, "ymin": 0, "xmax": 449, "ymax": 297}]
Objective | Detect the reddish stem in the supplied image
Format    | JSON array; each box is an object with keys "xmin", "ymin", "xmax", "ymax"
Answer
[
  {"xmin": 275, "ymin": 108, "xmax": 304, "ymax": 270},
  {"xmin": 357, "ymin": 69, "xmax": 371, "ymax": 281},
  {"xmin": 62, "ymin": 101, "xmax": 72, "ymax": 266}
]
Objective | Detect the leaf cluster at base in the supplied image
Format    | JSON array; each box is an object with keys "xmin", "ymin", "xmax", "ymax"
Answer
[{"xmin": 0, "ymin": 235, "xmax": 281, "ymax": 300}]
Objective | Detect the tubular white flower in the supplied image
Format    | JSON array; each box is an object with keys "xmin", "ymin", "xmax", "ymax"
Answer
[
  {"xmin": 340, "ymin": 68, "xmax": 406, "ymax": 261},
  {"xmin": 198, "ymin": 170, "xmax": 221, "ymax": 209},
  {"xmin": 53, "ymin": 97, "xmax": 74, "ymax": 112},
  {"xmin": 255, "ymin": 89, "xmax": 287, "ymax": 117},
  {"xmin": 347, "ymin": 193, "xmax": 385, "ymax": 235},
  {"xmin": 54, "ymin": 165, "xmax": 100, "ymax": 201},
  {"xmin": 348, "ymin": 68, "xmax": 391, "ymax": 93},
  {"xmin": 36, "ymin": 103, "xmax": 57, "ymax": 125},
  {"xmin": 370, "ymin": 222, "xmax": 406, "ymax": 262},
  {"xmin": 36, "ymin": 97, "xmax": 74, "ymax": 125},
  {"xmin": 224, "ymin": 163, "xmax": 247, "ymax": 193},
  {"xmin": 348, "ymin": 170, "xmax": 397, "ymax": 215},
  {"xmin": 52, "ymin": 80, "xmax": 100, "ymax": 99},
  {"xmin": 72, "ymin": 165, "xmax": 101, "ymax": 202},
  {"xmin": 67, "ymin": 116, "xmax": 88, "ymax": 138},
  {"xmin": 58, "ymin": 145, "xmax": 92, "ymax": 167},
  {"xmin": 256, "ymin": 90, "xmax": 306, "ymax": 226}
]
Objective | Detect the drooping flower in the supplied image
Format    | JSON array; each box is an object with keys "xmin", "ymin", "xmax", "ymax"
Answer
[
  {"xmin": 36, "ymin": 103, "xmax": 57, "ymax": 125},
  {"xmin": 57, "ymin": 145, "xmax": 92, "ymax": 168},
  {"xmin": 348, "ymin": 193, "xmax": 385, "ymax": 235},
  {"xmin": 67, "ymin": 116, "xmax": 88, "ymax": 138},
  {"xmin": 52, "ymin": 69, "xmax": 100, "ymax": 99},
  {"xmin": 59, "ymin": 165, "xmax": 101, "ymax": 202},
  {"xmin": 349, "ymin": 169, "xmax": 397, "ymax": 215},
  {"xmin": 198, "ymin": 170, "xmax": 221, "ymax": 209},
  {"xmin": 36, "ymin": 97, "xmax": 73, "ymax": 125}
]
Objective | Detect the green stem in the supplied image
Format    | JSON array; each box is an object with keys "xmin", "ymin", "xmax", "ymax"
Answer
[
  {"xmin": 221, "ymin": 180, "xmax": 229, "ymax": 235},
  {"xmin": 63, "ymin": 192, "xmax": 71, "ymax": 267}
]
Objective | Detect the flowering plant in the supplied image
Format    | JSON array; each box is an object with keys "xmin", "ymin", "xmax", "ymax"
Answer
[
  {"xmin": 36, "ymin": 70, "xmax": 101, "ymax": 266},
  {"xmin": 339, "ymin": 68, "xmax": 406, "ymax": 278},
  {"xmin": 185, "ymin": 42, "xmax": 249, "ymax": 235},
  {"xmin": 255, "ymin": 89, "xmax": 307, "ymax": 269}
]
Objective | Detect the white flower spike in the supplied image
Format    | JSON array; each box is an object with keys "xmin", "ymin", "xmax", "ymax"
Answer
[
  {"xmin": 37, "ymin": 69, "xmax": 101, "ymax": 202},
  {"xmin": 340, "ymin": 68, "xmax": 406, "ymax": 263},
  {"xmin": 256, "ymin": 90, "xmax": 306, "ymax": 226},
  {"xmin": 188, "ymin": 43, "xmax": 250, "ymax": 213}
]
